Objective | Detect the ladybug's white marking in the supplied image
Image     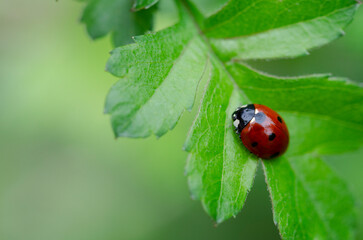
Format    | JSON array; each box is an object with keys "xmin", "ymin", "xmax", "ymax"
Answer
[
  {"xmin": 249, "ymin": 107, "xmax": 258, "ymax": 123},
  {"xmin": 233, "ymin": 119, "xmax": 240, "ymax": 128}
]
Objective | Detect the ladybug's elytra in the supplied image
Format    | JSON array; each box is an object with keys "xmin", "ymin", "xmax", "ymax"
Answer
[{"xmin": 232, "ymin": 104, "xmax": 289, "ymax": 159}]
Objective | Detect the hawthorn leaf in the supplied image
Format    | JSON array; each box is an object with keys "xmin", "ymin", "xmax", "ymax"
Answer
[
  {"xmin": 79, "ymin": 0, "xmax": 362, "ymax": 237},
  {"xmin": 105, "ymin": 8, "xmax": 208, "ymax": 138},
  {"xmin": 185, "ymin": 63, "xmax": 362, "ymax": 230},
  {"xmin": 133, "ymin": 0, "xmax": 159, "ymax": 11},
  {"xmin": 81, "ymin": 0, "xmax": 155, "ymax": 46},
  {"xmin": 184, "ymin": 60, "xmax": 258, "ymax": 223},
  {"xmin": 204, "ymin": 0, "xmax": 359, "ymax": 60},
  {"xmin": 263, "ymin": 155, "xmax": 356, "ymax": 240},
  {"xmin": 226, "ymin": 62, "xmax": 362, "ymax": 239}
]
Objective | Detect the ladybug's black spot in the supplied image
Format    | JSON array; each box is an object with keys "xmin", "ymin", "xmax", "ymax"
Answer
[
  {"xmin": 255, "ymin": 112, "xmax": 266, "ymax": 124},
  {"xmin": 268, "ymin": 133, "xmax": 276, "ymax": 141},
  {"xmin": 270, "ymin": 152, "xmax": 280, "ymax": 158},
  {"xmin": 277, "ymin": 116, "xmax": 282, "ymax": 123},
  {"xmin": 252, "ymin": 142, "xmax": 258, "ymax": 147}
]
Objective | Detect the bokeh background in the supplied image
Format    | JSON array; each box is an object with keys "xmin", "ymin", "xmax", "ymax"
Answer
[{"xmin": 0, "ymin": 1, "xmax": 362, "ymax": 239}]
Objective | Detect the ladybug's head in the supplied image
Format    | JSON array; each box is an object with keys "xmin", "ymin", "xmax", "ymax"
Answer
[{"xmin": 232, "ymin": 104, "xmax": 255, "ymax": 134}]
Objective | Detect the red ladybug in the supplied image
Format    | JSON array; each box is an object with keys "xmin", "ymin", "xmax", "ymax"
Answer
[{"xmin": 232, "ymin": 104, "xmax": 289, "ymax": 159}]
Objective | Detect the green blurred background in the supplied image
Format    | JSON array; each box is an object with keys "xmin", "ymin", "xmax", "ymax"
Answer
[{"xmin": 0, "ymin": 1, "xmax": 362, "ymax": 239}]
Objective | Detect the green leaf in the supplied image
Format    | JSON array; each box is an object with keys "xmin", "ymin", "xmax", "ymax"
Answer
[
  {"xmin": 184, "ymin": 60, "xmax": 258, "ymax": 223},
  {"xmin": 227, "ymin": 62, "xmax": 362, "ymax": 238},
  {"xmin": 204, "ymin": 0, "xmax": 358, "ymax": 60},
  {"xmin": 133, "ymin": 0, "xmax": 159, "ymax": 11},
  {"xmin": 105, "ymin": 8, "xmax": 208, "ymax": 137},
  {"xmin": 184, "ymin": 61, "xmax": 362, "ymax": 230},
  {"xmin": 263, "ymin": 155, "xmax": 356, "ymax": 240},
  {"xmin": 81, "ymin": 0, "xmax": 155, "ymax": 46},
  {"xmin": 78, "ymin": 0, "xmax": 363, "ymax": 237},
  {"xmin": 204, "ymin": 0, "xmax": 357, "ymax": 37}
]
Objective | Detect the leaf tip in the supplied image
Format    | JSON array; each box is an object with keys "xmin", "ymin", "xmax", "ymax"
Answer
[
  {"xmin": 215, "ymin": 217, "xmax": 225, "ymax": 225},
  {"xmin": 189, "ymin": 193, "xmax": 196, "ymax": 200},
  {"xmin": 131, "ymin": 0, "xmax": 158, "ymax": 12},
  {"xmin": 103, "ymin": 107, "xmax": 109, "ymax": 114},
  {"xmin": 112, "ymin": 130, "xmax": 120, "ymax": 140},
  {"xmin": 130, "ymin": 5, "xmax": 138, "ymax": 12},
  {"xmin": 155, "ymin": 131, "xmax": 165, "ymax": 139},
  {"xmin": 182, "ymin": 144, "xmax": 188, "ymax": 152}
]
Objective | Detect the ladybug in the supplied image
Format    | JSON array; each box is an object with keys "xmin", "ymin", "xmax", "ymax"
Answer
[{"xmin": 232, "ymin": 104, "xmax": 289, "ymax": 159}]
